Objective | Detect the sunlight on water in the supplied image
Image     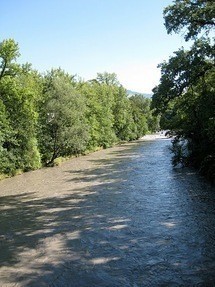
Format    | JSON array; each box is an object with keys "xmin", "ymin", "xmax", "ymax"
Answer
[{"xmin": 0, "ymin": 138, "xmax": 215, "ymax": 286}]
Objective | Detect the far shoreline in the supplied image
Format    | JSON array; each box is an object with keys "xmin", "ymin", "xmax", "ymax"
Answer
[{"xmin": 141, "ymin": 133, "xmax": 168, "ymax": 141}]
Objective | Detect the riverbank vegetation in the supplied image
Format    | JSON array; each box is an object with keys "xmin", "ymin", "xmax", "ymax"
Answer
[
  {"xmin": 0, "ymin": 40, "xmax": 159, "ymax": 178},
  {"xmin": 152, "ymin": 0, "xmax": 215, "ymax": 182}
]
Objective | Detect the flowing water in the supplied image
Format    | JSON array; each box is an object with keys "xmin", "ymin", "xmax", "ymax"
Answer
[{"xmin": 0, "ymin": 138, "xmax": 215, "ymax": 286}]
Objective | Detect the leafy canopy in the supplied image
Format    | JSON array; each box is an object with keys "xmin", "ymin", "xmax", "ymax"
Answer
[{"xmin": 164, "ymin": 0, "xmax": 215, "ymax": 41}]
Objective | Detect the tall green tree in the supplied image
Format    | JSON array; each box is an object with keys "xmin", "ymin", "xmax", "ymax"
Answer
[
  {"xmin": 112, "ymin": 86, "xmax": 135, "ymax": 141},
  {"xmin": 78, "ymin": 73, "xmax": 119, "ymax": 149},
  {"xmin": 0, "ymin": 39, "xmax": 42, "ymax": 174},
  {"xmin": 0, "ymin": 99, "xmax": 17, "ymax": 174},
  {"xmin": 38, "ymin": 70, "xmax": 89, "ymax": 165},
  {"xmin": 0, "ymin": 38, "xmax": 20, "ymax": 80},
  {"xmin": 129, "ymin": 95, "xmax": 149, "ymax": 139},
  {"xmin": 164, "ymin": 0, "xmax": 215, "ymax": 41},
  {"xmin": 152, "ymin": 0, "xmax": 215, "ymax": 181}
]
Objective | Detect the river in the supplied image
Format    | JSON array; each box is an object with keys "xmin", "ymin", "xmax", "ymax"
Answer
[{"xmin": 0, "ymin": 137, "xmax": 215, "ymax": 286}]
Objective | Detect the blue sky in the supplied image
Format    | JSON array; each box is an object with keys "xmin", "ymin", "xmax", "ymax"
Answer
[{"xmin": 1, "ymin": 0, "xmax": 187, "ymax": 93}]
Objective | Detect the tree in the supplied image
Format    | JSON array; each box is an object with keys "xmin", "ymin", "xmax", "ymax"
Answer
[
  {"xmin": 129, "ymin": 95, "xmax": 149, "ymax": 139},
  {"xmin": 112, "ymin": 86, "xmax": 135, "ymax": 141},
  {"xmin": 78, "ymin": 73, "xmax": 121, "ymax": 150},
  {"xmin": 78, "ymin": 72, "xmax": 155, "ymax": 148},
  {"xmin": 96, "ymin": 72, "xmax": 120, "ymax": 86},
  {"xmin": 0, "ymin": 39, "xmax": 42, "ymax": 175},
  {"xmin": 38, "ymin": 70, "xmax": 89, "ymax": 165},
  {"xmin": 0, "ymin": 39, "xmax": 20, "ymax": 80},
  {"xmin": 151, "ymin": 39, "xmax": 214, "ymax": 113},
  {"xmin": 0, "ymin": 99, "xmax": 18, "ymax": 174},
  {"xmin": 152, "ymin": 0, "xmax": 215, "ymax": 181},
  {"xmin": 164, "ymin": 0, "xmax": 215, "ymax": 41}
]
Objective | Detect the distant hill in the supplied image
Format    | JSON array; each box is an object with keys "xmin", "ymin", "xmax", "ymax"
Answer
[{"xmin": 127, "ymin": 90, "xmax": 152, "ymax": 98}]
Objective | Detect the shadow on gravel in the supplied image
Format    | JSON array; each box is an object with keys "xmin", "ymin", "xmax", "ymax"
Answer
[{"xmin": 0, "ymin": 139, "xmax": 215, "ymax": 286}]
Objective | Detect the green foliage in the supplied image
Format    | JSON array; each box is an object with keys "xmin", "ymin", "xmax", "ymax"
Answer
[
  {"xmin": 38, "ymin": 71, "xmax": 89, "ymax": 165},
  {"xmin": 78, "ymin": 76, "xmax": 117, "ymax": 149},
  {"xmin": 0, "ymin": 41, "xmax": 159, "ymax": 178},
  {"xmin": 0, "ymin": 75, "xmax": 42, "ymax": 171},
  {"xmin": 152, "ymin": 0, "xmax": 215, "ymax": 181},
  {"xmin": 0, "ymin": 99, "xmax": 18, "ymax": 175},
  {"xmin": 112, "ymin": 86, "xmax": 135, "ymax": 141},
  {"xmin": 129, "ymin": 95, "xmax": 149, "ymax": 138},
  {"xmin": 0, "ymin": 38, "xmax": 20, "ymax": 79},
  {"xmin": 164, "ymin": 0, "xmax": 215, "ymax": 41},
  {"xmin": 152, "ymin": 39, "xmax": 214, "ymax": 114},
  {"xmin": 0, "ymin": 40, "xmax": 42, "ymax": 175},
  {"xmin": 130, "ymin": 94, "xmax": 159, "ymax": 136},
  {"xmin": 93, "ymin": 79, "xmax": 117, "ymax": 148},
  {"xmin": 96, "ymin": 72, "xmax": 120, "ymax": 86}
]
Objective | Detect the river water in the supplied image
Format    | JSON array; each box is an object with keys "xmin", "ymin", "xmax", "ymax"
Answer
[{"xmin": 0, "ymin": 138, "xmax": 215, "ymax": 286}]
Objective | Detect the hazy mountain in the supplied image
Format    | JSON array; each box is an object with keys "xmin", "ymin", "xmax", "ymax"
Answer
[{"xmin": 127, "ymin": 89, "xmax": 152, "ymax": 98}]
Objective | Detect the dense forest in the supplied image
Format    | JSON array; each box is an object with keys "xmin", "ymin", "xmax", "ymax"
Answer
[
  {"xmin": 152, "ymin": 0, "xmax": 215, "ymax": 182},
  {"xmin": 0, "ymin": 40, "xmax": 159, "ymax": 178}
]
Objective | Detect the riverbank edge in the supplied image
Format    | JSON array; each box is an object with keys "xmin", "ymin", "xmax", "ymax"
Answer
[{"xmin": 0, "ymin": 134, "xmax": 166, "ymax": 181}]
